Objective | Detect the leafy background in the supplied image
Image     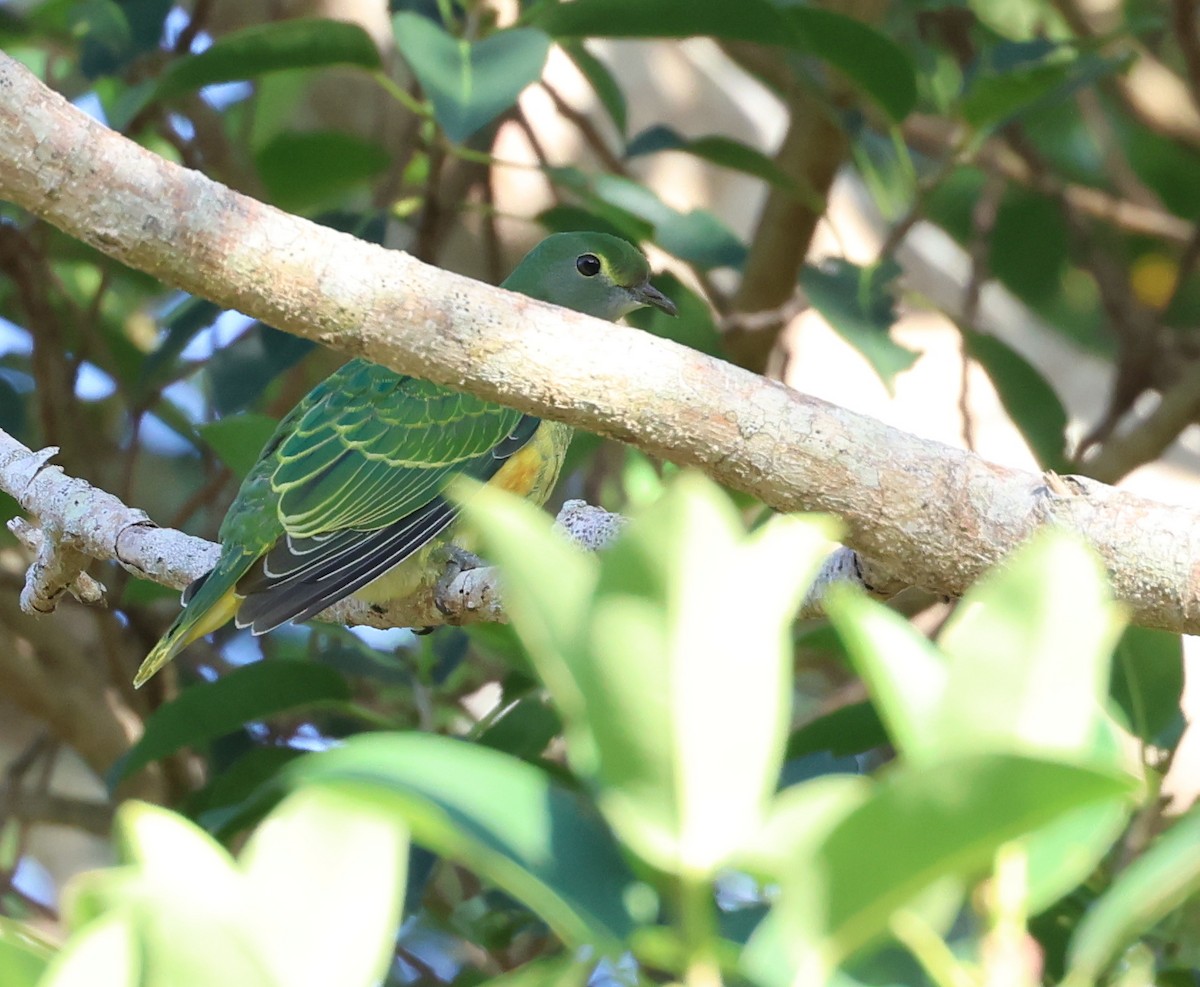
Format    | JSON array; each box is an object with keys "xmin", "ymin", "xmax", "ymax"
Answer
[{"xmin": 1, "ymin": 0, "xmax": 1200, "ymax": 984}]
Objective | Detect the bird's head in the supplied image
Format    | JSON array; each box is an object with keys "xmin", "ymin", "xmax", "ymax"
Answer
[{"xmin": 503, "ymin": 232, "xmax": 677, "ymax": 322}]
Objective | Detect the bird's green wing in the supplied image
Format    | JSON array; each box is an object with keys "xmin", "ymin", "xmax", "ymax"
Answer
[{"xmin": 230, "ymin": 358, "xmax": 535, "ymax": 632}]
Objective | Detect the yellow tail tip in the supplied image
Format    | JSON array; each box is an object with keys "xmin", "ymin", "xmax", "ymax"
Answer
[{"xmin": 134, "ymin": 588, "xmax": 241, "ymax": 688}]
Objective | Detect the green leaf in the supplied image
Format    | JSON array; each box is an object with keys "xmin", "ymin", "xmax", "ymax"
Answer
[
  {"xmin": 789, "ymin": 755, "xmax": 1133, "ymax": 968},
  {"xmin": 393, "ymin": 14, "xmax": 551, "ymax": 144},
  {"xmin": 968, "ymin": 0, "xmax": 1057, "ymax": 40},
  {"xmin": 963, "ymin": 330, "xmax": 1069, "ymax": 472},
  {"xmin": 785, "ymin": 702, "xmax": 888, "ymax": 761},
  {"xmin": 989, "ymin": 189, "xmax": 1068, "ymax": 304},
  {"xmin": 40, "ymin": 913, "xmax": 141, "ymax": 987},
  {"xmin": 1110, "ymin": 626, "xmax": 1185, "ymax": 748},
  {"xmin": 61, "ymin": 803, "xmax": 275, "ymax": 987},
  {"xmin": 464, "ymin": 473, "xmax": 836, "ymax": 878},
  {"xmin": 62, "ymin": 795, "xmax": 401, "ymax": 987},
  {"xmin": 961, "ymin": 50, "xmax": 1124, "ymax": 139},
  {"xmin": 187, "ymin": 746, "xmax": 305, "ymax": 825},
  {"xmin": 207, "ymin": 323, "xmax": 315, "ymax": 415},
  {"xmin": 157, "ymin": 18, "xmax": 382, "ymax": 99},
  {"xmin": 538, "ymin": 203, "xmax": 652, "ymax": 243},
  {"xmin": 938, "ymin": 530, "xmax": 1122, "ymax": 765},
  {"xmin": 626, "ymin": 125, "xmax": 807, "ymax": 198},
  {"xmin": 255, "ymin": 131, "xmax": 391, "ymax": 213},
  {"xmin": 824, "ymin": 590, "xmax": 948, "ymax": 762},
  {"xmin": 0, "ymin": 917, "xmax": 53, "ymax": 986},
  {"xmin": 783, "ymin": 6, "xmax": 917, "ymax": 123},
  {"xmin": 110, "ymin": 662, "xmax": 352, "ymax": 785},
  {"xmin": 801, "ymin": 260, "xmax": 917, "ymax": 393},
  {"xmin": 530, "ymin": 0, "xmax": 790, "ymax": 43},
  {"xmin": 476, "ymin": 694, "xmax": 563, "ymax": 760},
  {"xmin": 561, "ymin": 41, "xmax": 626, "ymax": 136},
  {"xmin": 240, "ymin": 787, "xmax": 409, "ymax": 987},
  {"xmin": 198, "ymin": 413, "xmax": 279, "ymax": 478},
  {"xmin": 530, "ymin": 0, "xmax": 916, "ymax": 120},
  {"xmin": 285, "ymin": 732, "xmax": 643, "ymax": 948},
  {"xmin": 476, "ymin": 954, "xmax": 593, "ymax": 986},
  {"xmin": 1067, "ymin": 806, "xmax": 1200, "ymax": 982}
]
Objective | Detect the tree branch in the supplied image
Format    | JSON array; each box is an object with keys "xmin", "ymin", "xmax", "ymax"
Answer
[{"xmin": 4, "ymin": 54, "xmax": 1200, "ymax": 634}]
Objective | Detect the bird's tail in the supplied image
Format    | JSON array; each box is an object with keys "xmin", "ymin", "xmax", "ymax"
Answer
[{"xmin": 134, "ymin": 576, "xmax": 243, "ymax": 688}]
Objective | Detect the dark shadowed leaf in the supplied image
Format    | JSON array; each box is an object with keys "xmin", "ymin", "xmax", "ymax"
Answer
[
  {"xmin": 801, "ymin": 259, "xmax": 917, "ymax": 392},
  {"xmin": 538, "ymin": 204, "xmax": 651, "ymax": 243},
  {"xmin": 207, "ymin": 323, "xmax": 316, "ymax": 414},
  {"xmin": 989, "ymin": 189, "xmax": 1069, "ymax": 304},
  {"xmin": 394, "ymin": 14, "xmax": 550, "ymax": 143},
  {"xmin": 531, "ymin": 0, "xmax": 916, "ymax": 120},
  {"xmin": 197, "ymin": 413, "xmax": 278, "ymax": 478},
  {"xmin": 963, "ymin": 330, "xmax": 1069, "ymax": 472},
  {"xmin": 1110, "ymin": 626, "xmax": 1185, "ymax": 748},
  {"xmin": 785, "ymin": 702, "xmax": 888, "ymax": 762},
  {"xmin": 476, "ymin": 694, "xmax": 563, "ymax": 761},
  {"xmin": 784, "ymin": 6, "xmax": 916, "ymax": 122},
  {"xmin": 255, "ymin": 131, "xmax": 391, "ymax": 213},
  {"xmin": 627, "ymin": 125, "xmax": 806, "ymax": 197},
  {"xmin": 140, "ymin": 297, "xmax": 223, "ymax": 394},
  {"xmin": 111, "ymin": 663, "xmax": 352, "ymax": 785},
  {"xmin": 157, "ymin": 19, "xmax": 382, "ymax": 98}
]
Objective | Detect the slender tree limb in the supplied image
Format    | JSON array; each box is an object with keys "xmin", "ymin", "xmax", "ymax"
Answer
[
  {"xmin": 904, "ymin": 115, "xmax": 1194, "ymax": 244},
  {"xmin": 5, "ymin": 55, "xmax": 1200, "ymax": 635}
]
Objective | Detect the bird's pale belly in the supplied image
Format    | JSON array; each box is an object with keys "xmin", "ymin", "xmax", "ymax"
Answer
[{"xmin": 355, "ymin": 420, "xmax": 573, "ymax": 604}]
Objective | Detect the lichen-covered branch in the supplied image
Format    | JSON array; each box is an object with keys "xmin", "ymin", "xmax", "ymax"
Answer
[{"xmin": 4, "ymin": 53, "xmax": 1200, "ymax": 635}]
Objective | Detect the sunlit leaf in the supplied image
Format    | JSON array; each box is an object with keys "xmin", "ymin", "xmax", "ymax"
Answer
[
  {"xmin": 0, "ymin": 917, "xmax": 52, "ymax": 986},
  {"xmin": 465, "ymin": 473, "xmax": 835, "ymax": 878},
  {"xmin": 771, "ymin": 755, "xmax": 1133, "ymax": 972},
  {"xmin": 1068, "ymin": 805, "xmax": 1200, "ymax": 982},
  {"xmin": 824, "ymin": 590, "xmax": 947, "ymax": 763},
  {"xmin": 938, "ymin": 530, "xmax": 1123, "ymax": 765},
  {"xmin": 285, "ymin": 732, "xmax": 642, "ymax": 947},
  {"xmin": 241, "ymin": 787, "xmax": 408, "ymax": 987}
]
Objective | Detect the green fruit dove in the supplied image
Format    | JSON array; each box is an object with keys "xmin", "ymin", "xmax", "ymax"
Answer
[{"xmin": 135, "ymin": 232, "xmax": 676, "ymax": 687}]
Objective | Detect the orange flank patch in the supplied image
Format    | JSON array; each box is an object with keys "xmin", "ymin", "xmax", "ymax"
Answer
[{"xmin": 491, "ymin": 441, "xmax": 547, "ymax": 498}]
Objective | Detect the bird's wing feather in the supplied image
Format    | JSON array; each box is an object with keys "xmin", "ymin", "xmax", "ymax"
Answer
[{"xmin": 228, "ymin": 359, "xmax": 538, "ymax": 632}]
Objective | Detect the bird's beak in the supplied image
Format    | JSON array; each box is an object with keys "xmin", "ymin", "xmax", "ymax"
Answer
[{"xmin": 630, "ymin": 281, "xmax": 678, "ymax": 317}]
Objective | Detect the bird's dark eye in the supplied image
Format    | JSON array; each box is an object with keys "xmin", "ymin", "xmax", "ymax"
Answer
[{"xmin": 576, "ymin": 253, "xmax": 601, "ymax": 277}]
